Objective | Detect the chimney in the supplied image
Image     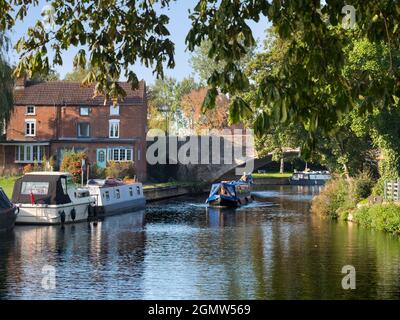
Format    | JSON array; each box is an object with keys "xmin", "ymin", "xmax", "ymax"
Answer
[{"xmin": 14, "ymin": 76, "xmax": 27, "ymax": 90}]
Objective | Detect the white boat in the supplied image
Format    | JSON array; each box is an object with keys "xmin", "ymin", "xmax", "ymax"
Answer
[
  {"xmin": 86, "ymin": 178, "xmax": 146, "ymax": 216},
  {"xmin": 12, "ymin": 172, "xmax": 95, "ymax": 225},
  {"xmin": 289, "ymin": 170, "xmax": 331, "ymax": 186}
]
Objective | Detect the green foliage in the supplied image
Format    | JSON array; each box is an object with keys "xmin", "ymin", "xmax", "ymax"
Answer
[
  {"xmin": 0, "ymin": 32, "xmax": 13, "ymax": 126},
  {"xmin": 354, "ymin": 204, "xmax": 400, "ymax": 235},
  {"xmin": 353, "ymin": 172, "xmax": 374, "ymax": 201},
  {"xmin": 148, "ymin": 76, "xmax": 199, "ymax": 132},
  {"xmin": 60, "ymin": 151, "xmax": 87, "ymax": 183},
  {"xmin": 105, "ymin": 161, "xmax": 136, "ymax": 179},
  {"xmin": 311, "ymin": 178, "xmax": 355, "ymax": 219},
  {"xmin": 7, "ymin": 0, "xmax": 176, "ymax": 102},
  {"xmin": 90, "ymin": 163, "xmax": 106, "ymax": 179}
]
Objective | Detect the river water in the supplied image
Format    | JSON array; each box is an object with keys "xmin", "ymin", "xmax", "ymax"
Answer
[{"xmin": 1, "ymin": 185, "xmax": 400, "ymax": 300}]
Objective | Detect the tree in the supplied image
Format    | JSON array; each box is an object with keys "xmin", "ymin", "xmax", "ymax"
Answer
[
  {"xmin": 64, "ymin": 67, "xmax": 89, "ymax": 82},
  {"xmin": 2, "ymin": 0, "xmax": 399, "ymax": 143},
  {"xmin": 190, "ymin": 39, "xmax": 256, "ymax": 85},
  {"xmin": 181, "ymin": 87, "xmax": 229, "ymax": 132},
  {"xmin": 147, "ymin": 76, "xmax": 199, "ymax": 134},
  {"xmin": 0, "ymin": 32, "xmax": 13, "ymax": 132}
]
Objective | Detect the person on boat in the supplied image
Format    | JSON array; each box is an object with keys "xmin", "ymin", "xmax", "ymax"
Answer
[{"xmin": 239, "ymin": 172, "xmax": 254, "ymax": 184}]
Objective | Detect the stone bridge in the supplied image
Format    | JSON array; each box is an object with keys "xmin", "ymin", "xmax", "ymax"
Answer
[{"xmin": 147, "ymin": 134, "xmax": 300, "ymax": 183}]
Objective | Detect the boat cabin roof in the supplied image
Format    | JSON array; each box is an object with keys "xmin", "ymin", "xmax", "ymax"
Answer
[
  {"xmin": 12, "ymin": 173, "xmax": 72, "ymax": 205},
  {"xmin": 25, "ymin": 171, "xmax": 71, "ymax": 176}
]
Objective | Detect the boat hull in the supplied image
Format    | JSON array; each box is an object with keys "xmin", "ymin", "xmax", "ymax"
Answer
[
  {"xmin": 289, "ymin": 179, "xmax": 327, "ymax": 186},
  {"xmin": 0, "ymin": 207, "xmax": 18, "ymax": 232},
  {"xmin": 16, "ymin": 203, "xmax": 92, "ymax": 225},
  {"xmin": 94, "ymin": 198, "xmax": 146, "ymax": 217}
]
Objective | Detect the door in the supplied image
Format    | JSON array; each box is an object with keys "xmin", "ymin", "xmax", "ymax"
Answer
[{"xmin": 96, "ymin": 148, "xmax": 107, "ymax": 168}]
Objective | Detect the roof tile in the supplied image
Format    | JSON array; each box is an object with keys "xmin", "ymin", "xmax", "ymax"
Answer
[{"xmin": 14, "ymin": 81, "xmax": 146, "ymax": 106}]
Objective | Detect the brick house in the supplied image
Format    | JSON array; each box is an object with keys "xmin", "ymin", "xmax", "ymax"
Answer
[{"xmin": 0, "ymin": 79, "xmax": 148, "ymax": 180}]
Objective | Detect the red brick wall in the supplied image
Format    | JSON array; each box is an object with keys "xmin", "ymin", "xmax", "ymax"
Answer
[
  {"xmin": 7, "ymin": 106, "xmax": 58, "ymax": 141},
  {"xmin": 5, "ymin": 102, "xmax": 148, "ymax": 180}
]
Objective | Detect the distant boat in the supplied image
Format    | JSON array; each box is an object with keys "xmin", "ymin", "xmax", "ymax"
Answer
[
  {"xmin": 289, "ymin": 171, "xmax": 331, "ymax": 186},
  {"xmin": 206, "ymin": 175, "xmax": 253, "ymax": 207},
  {"xmin": 12, "ymin": 172, "xmax": 95, "ymax": 225},
  {"xmin": 86, "ymin": 178, "xmax": 146, "ymax": 216},
  {"xmin": 0, "ymin": 188, "xmax": 18, "ymax": 232}
]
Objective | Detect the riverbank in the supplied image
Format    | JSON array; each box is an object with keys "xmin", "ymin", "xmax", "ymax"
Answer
[{"xmin": 311, "ymin": 177, "xmax": 400, "ymax": 236}]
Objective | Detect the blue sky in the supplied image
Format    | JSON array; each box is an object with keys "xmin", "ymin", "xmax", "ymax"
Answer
[{"xmin": 8, "ymin": 0, "xmax": 269, "ymax": 85}]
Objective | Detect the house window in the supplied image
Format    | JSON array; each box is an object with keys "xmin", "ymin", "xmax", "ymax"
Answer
[
  {"xmin": 110, "ymin": 104, "xmax": 120, "ymax": 116},
  {"xmin": 109, "ymin": 120, "xmax": 120, "ymax": 138},
  {"xmin": 15, "ymin": 145, "xmax": 45, "ymax": 163},
  {"xmin": 107, "ymin": 147, "xmax": 133, "ymax": 162},
  {"xmin": 80, "ymin": 107, "xmax": 90, "ymax": 116},
  {"xmin": 25, "ymin": 120, "xmax": 36, "ymax": 136},
  {"xmin": 77, "ymin": 123, "xmax": 90, "ymax": 138},
  {"xmin": 26, "ymin": 105, "xmax": 35, "ymax": 115}
]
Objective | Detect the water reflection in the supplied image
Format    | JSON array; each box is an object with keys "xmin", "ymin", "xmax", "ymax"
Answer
[{"xmin": 1, "ymin": 186, "xmax": 400, "ymax": 299}]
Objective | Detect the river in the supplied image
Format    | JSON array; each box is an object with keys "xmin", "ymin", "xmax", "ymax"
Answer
[{"xmin": 0, "ymin": 185, "xmax": 400, "ymax": 299}]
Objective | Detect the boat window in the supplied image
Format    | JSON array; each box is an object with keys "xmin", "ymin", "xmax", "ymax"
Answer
[
  {"xmin": 129, "ymin": 187, "xmax": 133, "ymax": 197},
  {"xmin": 61, "ymin": 177, "xmax": 68, "ymax": 195},
  {"xmin": 116, "ymin": 189, "xmax": 120, "ymax": 199},
  {"xmin": 105, "ymin": 191, "xmax": 110, "ymax": 201},
  {"xmin": 21, "ymin": 182, "xmax": 49, "ymax": 195},
  {"xmin": 136, "ymin": 186, "xmax": 141, "ymax": 195}
]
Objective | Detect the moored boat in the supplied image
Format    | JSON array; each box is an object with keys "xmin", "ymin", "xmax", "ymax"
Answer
[
  {"xmin": 0, "ymin": 188, "xmax": 18, "ymax": 232},
  {"xmin": 206, "ymin": 174, "xmax": 253, "ymax": 207},
  {"xmin": 12, "ymin": 172, "xmax": 95, "ymax": 225},
  {"xmin": 86, "ymin": 178, "xmax": 146, "ymax": 216},
  {"xmin": 289, "ymin": 170, "xmax": 331, "ymax": 186}
]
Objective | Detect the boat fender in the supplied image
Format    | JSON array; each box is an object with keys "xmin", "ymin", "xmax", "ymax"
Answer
[
  {"xmin": 15, "ymin": 206, "xmax": 20, "ymax": 214},
  {"xmin": 70, "ymin": 208, "xmax": 76, "ymax": 221},
  {"xmin": 59, "ymin": 210, "xmax": 66, "ymax": 224}
]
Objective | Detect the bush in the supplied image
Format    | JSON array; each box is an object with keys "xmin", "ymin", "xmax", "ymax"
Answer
[
  {"xmin": 105, "ymin": 161, "xmax": 136, "ymax": 179},
  {"xmin": 354, "ymin": 204, "xmax": 400, "ymax": 235},
  {"xmin": 90, "ymin": 163, "xmax": 106, "ymax": 179},
  {"xmin": 353, "ymin": 171, "xmax": 374, "ymax": 201},
  {"xmin": 311, "ymin": 178, "xmax": 355, "ymax": 219},
  {"xmin": 60, "ymin": 151, "xmax": 87, "ymax": 183},
  {"xmin": 23, "ymin": 164, "xmax": 34, "ymax": 174}
]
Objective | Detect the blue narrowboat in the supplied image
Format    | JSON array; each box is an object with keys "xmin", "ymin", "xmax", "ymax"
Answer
[{"xmin": 206, "ymin": 175, "xmax": 253, "ymax": 207}]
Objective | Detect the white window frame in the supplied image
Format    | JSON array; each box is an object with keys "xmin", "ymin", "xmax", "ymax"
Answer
[
  {"xmin": 107, "ymin": 147, "xmax": 134, "ymax": 162},
  {"xmin": 109, "ymin": 119, "xmax": 120, "ymax": 138},
  {"xmin": 25, "ymin": 105, "xmax": 36, "ymax": 115},
  {"xmin": 110, "ymin": 104, "xmax": 120, "ymax": 116},
  {"xmin": 77, "ymin": 122, "xmax": 90, "ymax": 138},
  {"xmin": 80, "ymin": 106, "xmax": 90, "ymax": 116},
  {"xmin": 15, "ymin": 144, "xmax": 45, "ymax": 163},
  {"xmin": 25, "ymin": 119, "xmax": 36, "ymax": 137}
]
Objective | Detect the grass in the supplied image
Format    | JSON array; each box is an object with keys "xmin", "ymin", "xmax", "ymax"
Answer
[
  {"xmin": 143, "ymin": 181, "xmax": 208, "ymax": 190},
  {"xmin": 252, "ymin": 172, "xmax": 292, "ymax": 179},
  {"xmin": 0, "ymin": 176, "xmax": 20, "ymax": 198}
]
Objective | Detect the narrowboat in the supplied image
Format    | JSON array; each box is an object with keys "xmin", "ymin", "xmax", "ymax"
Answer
[
  {"xmin": 12, "ymin": 172, "xmax": 95, "ymax": 225},
  {"xmin": 0, "ymin": 187, "xmax": 18, "ymax": 232},
  {"xmin": 289, "ymin": 171, "xmax": 331, "ymax": 186},
  {"xmin": 206, "ymin": 175, "xmax": 253, "ymax": 207},
  {"xmin": 86, "ymin": 178, "xmax": 146, "ymax": 216}
]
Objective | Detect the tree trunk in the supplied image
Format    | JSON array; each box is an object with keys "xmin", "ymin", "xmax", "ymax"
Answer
[{"xmin": 280, "ymin": 158, "xmax": 284, "ymax": 174}]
